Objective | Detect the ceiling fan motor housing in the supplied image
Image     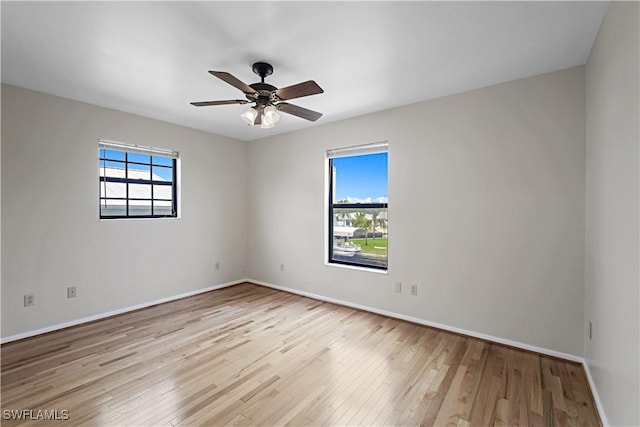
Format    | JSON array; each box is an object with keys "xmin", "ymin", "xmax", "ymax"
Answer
[{"xmin": 248, "ymin": 82, "xmax": 278, "ymax": 105}]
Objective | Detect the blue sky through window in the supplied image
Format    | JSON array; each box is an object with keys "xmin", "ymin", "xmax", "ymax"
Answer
[
  {"xmin": 100, "ymin": 149, "xmax": 173, "ymax": 181},
  {"xmin": 333, "ymin": 152, "xmax": 387, "ymax": 203}
]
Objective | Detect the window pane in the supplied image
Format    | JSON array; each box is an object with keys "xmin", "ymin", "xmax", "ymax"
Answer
[
  {"xmin": 100, "ymin": 199, "xmax": 126, "ymax": 217},
  {"xmin": 127, "ymin": 163, "xmax": 151, "ymax": 180},
  {"xmin": 153, "ymin": 185, "xmax": 172, "ymax": 200},
  {"xmin": 128, "ymin": 200, "xmax": 152, "ymax": 216},
  {"xmin": 332, "ymin": 152, "xmax": 388, "ymax": 204},
  {"xmin": 102, "ymin": 149, "xmax": 126, "ymax": 161},
  {"xmin": 128, "ymin": 152, "xmax": 150, "ymax": 164},
  {"xmin": 153, "ymin": 206, "xmax": 173, "ymax": 216},
  {"xmin": 153, "ymin": 200, "xmax": 173, "ymax": 216},
  {"xmin": 99, "ymin": 160, "xmax": 126, "ymax": 179},
  {"xmin": 129, "ymin": 183, "xmax": 152, "ymax": 199},
  {"xmin": 152, "ymin": 165, "xmax": 173, "ymax": 182},
  {"xmin": 331, "ymin": 207, "xmax": 388, "ymax": 269},
  {"xmin": 152, "ymin": 156, "xmax": 173, "ymax": 167},
  {"xmin": 100, "ymin": 182, "xmax": 126, "ymax": 198}
]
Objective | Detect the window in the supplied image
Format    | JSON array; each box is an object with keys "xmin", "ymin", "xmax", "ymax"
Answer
[
  {"xmin": 327, "ymin": 142, "xmax": 388, "ymax": 270},
  {"xmin": 99, "ymin": 140, "xmax": 178, "ymax": 219}
]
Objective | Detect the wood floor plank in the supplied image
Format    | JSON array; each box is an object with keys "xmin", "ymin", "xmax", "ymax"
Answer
[{"xmin": 1, "ymin": 283, "xmax": 602, "ymax": 426}]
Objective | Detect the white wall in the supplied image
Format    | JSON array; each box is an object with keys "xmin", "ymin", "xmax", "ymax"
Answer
[
  {"xmin": 1, "ymin": 84, "xmax": 248, "ymax": 339},
  {"xmin": 585, "ymin": 2, "xmax": 640, "ymax": 426},
  {"xmin": 248, "ymin": 66, "xmax": 586, "ymax": 356}
]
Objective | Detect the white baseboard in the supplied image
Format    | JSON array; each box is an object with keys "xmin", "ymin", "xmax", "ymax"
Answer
[
  {"xmin": 0, "ymin": 279, "xmax": 245, "ymax": 344},
  {"xmin": 248, "ymin": 279, "xmax": 583, "ymax": 362},
  {"xmin": 582, "ymin": 360, "xmax": 610, "ymax": 426}
]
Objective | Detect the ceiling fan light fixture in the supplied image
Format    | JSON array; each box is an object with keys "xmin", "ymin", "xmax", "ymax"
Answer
[
  {"xmin": 262, "ymin": 105, "xmax": 280, "ymax": 126},
  {"xmin": 260, "ymin": 120, "xmax": 275, "ymax": 129},
  {"xmin": 240, "ymin": 107, "xmax": 258, "ymax": 125}
]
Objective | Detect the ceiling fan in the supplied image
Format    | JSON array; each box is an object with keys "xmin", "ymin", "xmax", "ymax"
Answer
[{"xmin": 191, "ymin": 62, "xmax": 324, "ymax": 128}]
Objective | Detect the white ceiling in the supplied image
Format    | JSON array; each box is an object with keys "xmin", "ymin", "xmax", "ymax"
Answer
[{"xmin": 1, "ymin": 1, "xmax": 607, "ymax": 142}]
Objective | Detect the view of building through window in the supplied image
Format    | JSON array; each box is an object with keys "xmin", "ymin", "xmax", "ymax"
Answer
[
  {"xmin": 328, "ymin": 146, "xmax": 388, "ymax": 270},
  {"xmin": 99, "ymin": 142, "xmax": 178, "ymax": 219}
]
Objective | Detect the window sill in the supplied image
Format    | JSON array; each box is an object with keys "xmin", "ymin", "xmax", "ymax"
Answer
[
  {"xmin": 99, "ymin": 216, "xmax": 180, "ymax": 221},
  {"xmin": 325, "ymin": 261, "xmax": 388, "ymax": 275}
]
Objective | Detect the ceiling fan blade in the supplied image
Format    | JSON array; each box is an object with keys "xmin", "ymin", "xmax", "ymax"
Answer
[
  {"xmin": 209, "ymin": 71, "xmax": 258, "ymax": 95},
  {"xmin": 190, "ymin": 99, "xmax": 249, "ymax": 107},
  {"xmin": 274, "ymin": 80, "xmax": 323, "ymax": 101},
  {"xmin": 276, "ymin": 102, "xmax": 323, "ymax": 122}
]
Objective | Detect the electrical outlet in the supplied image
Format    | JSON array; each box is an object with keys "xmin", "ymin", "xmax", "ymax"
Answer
[
  {"xmin": 280, "ymin": 263, "xmax": 285, "ymax": 271},
  {"xmin": 24, "ymin": 294, "xmax": 35, "ymax": 307},
  {"xmin": 394, "ymin": 282, "xmax": 402, "ymax": 293},
  {"xmin": 410, "ymin": 284, "xmax": 418, "ymax": 296},
  {"xmin": 67, "ymin": 286, "xmax": 77, "ymax": 298},
  {"xmin": 215, "ymin": 262, "xmax": 220, "ymax": 271}
]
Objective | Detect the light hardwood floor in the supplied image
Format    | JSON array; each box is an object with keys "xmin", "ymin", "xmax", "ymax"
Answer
[{"xmin": 1, "ymin": 283, "xmax": 600, "ymax": 426}]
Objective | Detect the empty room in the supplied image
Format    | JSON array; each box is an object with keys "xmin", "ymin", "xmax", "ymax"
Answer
[{"xmin": 1, "ymin": 1, "xmax": 638, "ymax": 426}]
